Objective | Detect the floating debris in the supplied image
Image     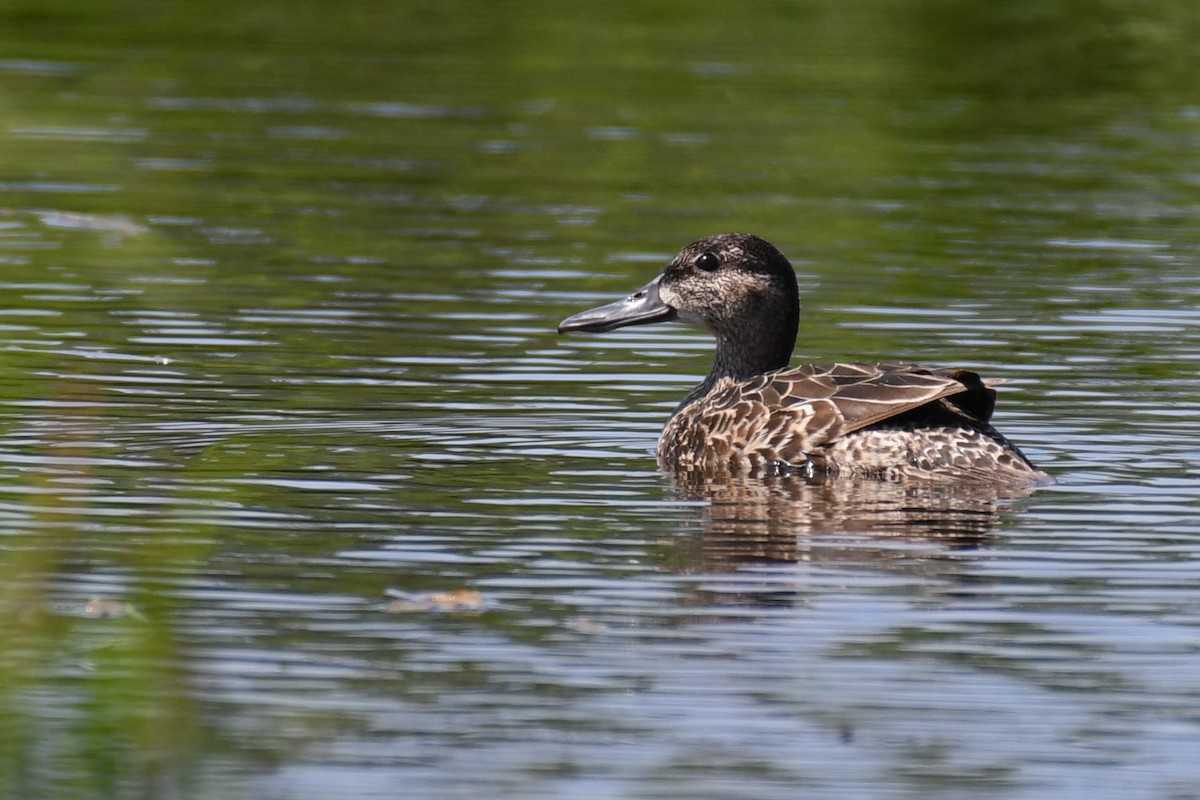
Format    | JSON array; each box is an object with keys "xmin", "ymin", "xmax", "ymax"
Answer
[
  {"xmin": 384, "ymin": 588, "xmax": 486, "ymax": 613},
  {"xmin": 565, "ymin": 616, "xmax": 609, "ymax": 635},
  {"xmin": 82, "ymin": 598, "xmax": 145, "ymax": 620},
  {"xmin": 35, "ymin": 210, "xmax": 148, "ymax": 234}
]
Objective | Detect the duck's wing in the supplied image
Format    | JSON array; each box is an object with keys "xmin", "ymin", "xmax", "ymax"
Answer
[
  {"xmin": 764, "ymin": 362, "xmax": 997, "ymax": 435},
  {"xmin": 689, "ymin": 363, "xmax": 996, "ymax": 466},
  {"xmin": 667, "ymin": 362, "xmax": 1003, "ymax": 470}
]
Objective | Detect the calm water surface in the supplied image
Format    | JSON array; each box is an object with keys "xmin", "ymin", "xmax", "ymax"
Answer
[{"xmin": 2, "ymin": 2, "xmax": 1200, "ymax": 798}]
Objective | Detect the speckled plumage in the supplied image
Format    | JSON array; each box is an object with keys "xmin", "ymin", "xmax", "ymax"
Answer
[
  {"xmin": 659, "ymin": 362, "xmax": 1040, "ymax": 481},
  {"xmin": 559, "ymin": 233, "xmax": 1046, "ymax": 484}
]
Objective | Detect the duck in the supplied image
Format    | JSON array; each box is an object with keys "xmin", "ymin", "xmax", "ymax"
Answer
[{"xmin": 558, "ymin": 233, "xmax": 1047, "ymax": 484}]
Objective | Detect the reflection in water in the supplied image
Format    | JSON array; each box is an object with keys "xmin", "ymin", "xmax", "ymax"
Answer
[{"xmin": 669, "ymin": 471, "xmax": 1033, "ymax": 569}]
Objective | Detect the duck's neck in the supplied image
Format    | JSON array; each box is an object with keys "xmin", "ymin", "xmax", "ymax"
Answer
[
  {"xmin": 713, "ymin": 332, "xmax": 793, "ymax": 380},
  {"xmin": 683, "ymin": 324, "xmax": 796, "ymax": 407}
]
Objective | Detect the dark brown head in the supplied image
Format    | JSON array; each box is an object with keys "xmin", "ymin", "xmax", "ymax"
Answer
[{"xmin": 558, "ymin": 233, "xmax": 800, "ymax": 380}]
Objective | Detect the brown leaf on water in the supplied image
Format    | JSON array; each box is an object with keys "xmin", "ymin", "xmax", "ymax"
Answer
[
  {"xmin": 427, "ymin": 589, "xmax": 485, "ymax": 609},
  {"xmin": 385, "ymin": 588, "xmax": 485, "ymax": 613},
  {"xmin": 83, "ymin": 598, "xmax": 145, "ymax": 620},
  {"xmin": 566, "ymin": 617, "xmax": 609, "ymax": 635}
]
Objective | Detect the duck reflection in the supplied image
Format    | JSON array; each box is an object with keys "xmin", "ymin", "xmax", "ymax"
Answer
[{"xmin": 667, "ymin": 470, "xmax": 1033, "ymax": 571}]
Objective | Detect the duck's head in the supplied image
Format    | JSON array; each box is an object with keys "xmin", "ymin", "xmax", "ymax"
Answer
[{"xmin": 558, "ymin": 233, "xmax": 800, "ymax": 379}]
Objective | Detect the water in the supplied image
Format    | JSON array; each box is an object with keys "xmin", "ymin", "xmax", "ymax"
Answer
[{"xmin": 2, "ymin": 1, "xmax": 1200, "ymax": 798}]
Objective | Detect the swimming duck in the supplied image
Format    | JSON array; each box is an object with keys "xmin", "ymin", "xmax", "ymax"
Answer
[{"xmin": 558, "ymin": 233, "xmax": 1047, "ymax": 483}]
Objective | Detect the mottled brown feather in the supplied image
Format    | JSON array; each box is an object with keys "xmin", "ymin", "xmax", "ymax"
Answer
[{"xmin": 658, "ymin": 361, "xmax": 1040, "ymax": 481}]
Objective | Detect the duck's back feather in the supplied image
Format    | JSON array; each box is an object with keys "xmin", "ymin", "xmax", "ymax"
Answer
[{"xmin": 659, "ymin": 362, "xmax": 1039, "ymax": 481}]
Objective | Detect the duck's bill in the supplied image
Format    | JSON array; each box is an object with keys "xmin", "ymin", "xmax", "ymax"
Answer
[{"xmin": 557, "ymin": 275, "xmax": 676, "ymax": 333}]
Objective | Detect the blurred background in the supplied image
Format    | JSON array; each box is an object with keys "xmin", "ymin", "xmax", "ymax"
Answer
[{"xmin": 1, "ymin": 1, "xmax": 1199, "ymax": 798}]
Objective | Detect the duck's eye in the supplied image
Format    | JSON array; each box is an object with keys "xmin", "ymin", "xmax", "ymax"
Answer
[{"xmin": 695, "ymin": 251, "xmax": 721, "ymax": 272}]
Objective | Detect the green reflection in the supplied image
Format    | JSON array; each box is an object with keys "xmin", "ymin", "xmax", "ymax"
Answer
[{"xmin": 0, "ymin": 460, "xmax": 207, "ymax": 798}]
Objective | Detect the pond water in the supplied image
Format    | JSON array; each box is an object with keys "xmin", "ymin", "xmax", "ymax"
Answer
[{"xmin": 2, "ymin": 1, "xmax": 1200, "ymax": 798}]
